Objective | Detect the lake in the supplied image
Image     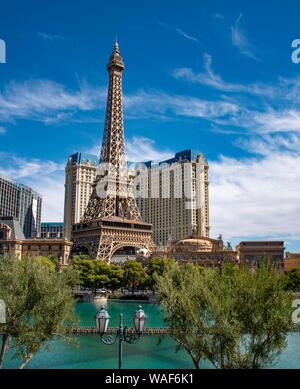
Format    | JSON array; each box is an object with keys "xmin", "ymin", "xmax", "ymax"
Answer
[{"xmin": 2, "ymin": 301, "xmax": 300, "ymax": 369}]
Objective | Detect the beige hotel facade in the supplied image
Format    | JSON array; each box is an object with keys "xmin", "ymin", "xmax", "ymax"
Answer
[{"xmin": 63, "ymin": 149, "xmax": 210, "ymax": 247}]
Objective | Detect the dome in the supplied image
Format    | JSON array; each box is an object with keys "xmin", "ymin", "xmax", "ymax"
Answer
[
  {"xmin": 170, "ymin": 236, "xmax": 220, "ymax": 253},
  {"xmin": 176, "ymin": 238, "xmax": 212, "ymax": 246}
]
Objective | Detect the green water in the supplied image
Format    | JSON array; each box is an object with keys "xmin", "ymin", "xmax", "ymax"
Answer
[{"xmin": 2, "ymin": 301, "xmax": 300, "ymax": 369}]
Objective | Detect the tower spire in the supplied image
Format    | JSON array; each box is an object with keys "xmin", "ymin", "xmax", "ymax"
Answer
[
  {"xmin": 107, "ymin": 40, "xmax": 124, "ymax": 71},
  {"xmin": 82, "ymin": 42, "xmax": 141, "ymax": 222}
]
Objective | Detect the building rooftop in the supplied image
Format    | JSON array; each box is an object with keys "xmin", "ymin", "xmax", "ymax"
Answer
[
  {"xmin": 69, "ymin": 152, "xmax": 98, "ymax": 166},
  {"xmin": 0, "ymin": 217, "xmax": 25, "ymax": 240},
  {"xmin": 41, "ymin": 222, "xmax": 64, "ymax": 226},
  {"xmin": 142, "ymin": 149, "xmax": 206, "ymax": 168},
  {"xmin": 0, "ymin": 173, "xmax": 42, "ymax": 198}
]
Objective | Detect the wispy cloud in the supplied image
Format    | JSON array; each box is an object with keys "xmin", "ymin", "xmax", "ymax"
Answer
[
  {"xmin": 231, "ymin": 14, "xmax": 259, "ymax": 60},
  {"xmin": 37, "ymin": 32, "xmax": 63, "ymax": 41},
  {"xmin": 173, "ymin": 53, "xmax": 272, "ymax": 96},
  {"xmin": 4, "ymin": 71, "xmax": 300, "ymax": 140},
  {"xmin": 0, "ymin": 79, "xmax": 106, "ymax": 124},
  {"xmin": 0, "ymin": 126, "xmax": 6, "ymax": 134},
  {"xmin": 213, "ymin": 107, "xmax": 300, "ymax": 135},
  {"xmin": 88, "ymin": 136, "xmax": 174, "ymax": 163},
  {"xmin": 175, "ymin": 28, "xmax": 199, "ymax": 43},
  {"xmin": 253, "ymin": 110, "xmax": 300, "ymax": 133},
  {"xmin": 126, "ymin": 136, "xmax": 173, "ymax": 162},
  {"xmin": 155, "ymin": 20, "xmax": 199, "ymax": 44},
  {"xmin": 0, "ymin": 78, "xmax": 241, "ymax": 125},
  {"xmin": 212, "ymin": 13, "xmax": 225, "ymax": 20},
  {"xmin": 173, "ymin": 52, "xmax": 300, "ymax": 137},
  {"xmin": 124, "ymin": 89, "xmax": 239, "ymax": 120},
  {"xmin": 235, "ymin": 133, "xmax": 300, "ymax": 156}
]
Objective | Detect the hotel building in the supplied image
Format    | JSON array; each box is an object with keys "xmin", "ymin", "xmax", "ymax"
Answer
[
  {"xmin": 0, "ymin": 174, "xmax": 42, "ymax": 238},
  {"xmin": 134, "ymin": 149, "xmax": 210, "ymax": 246},
  {"xmin": 63, "ymin": 149, "xmax": 209, "ymax": 247},
  {"xmin": 63, "ymin": 152, "xmax": 98, "ymax": 240}
]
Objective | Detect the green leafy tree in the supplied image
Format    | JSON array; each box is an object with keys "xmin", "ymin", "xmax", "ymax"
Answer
[
  {"xmin": 107, "ymin": 264, "xmax": 124, "ymax": 290},
  {"xmin": 156, "ymin": 263, "xmax": 293, "ymax": 369},
  {"xmin": 227, "ymin": 265, "xmax": 293, "ymax": 368},
  {"xmin": 283, "ymin": 268, "xmax": 300, "ymax": 291},
  {"xmin": 72, "ymin": 258, "xmax": 96, "ymax": 289},
  {"xmin": 123, "ymin": 260, "xmax": 148, "ymax": 293},
  {"xmin": 0, "ymin": 255, "xmax": 78, "ymax": 369},
  {"xmin": 72, "ymin": 258, "xmax": 125, "ymax": 291},
  {"xmin": 147, "ymin": 257, "xmax": 175, "ymax": 290}
]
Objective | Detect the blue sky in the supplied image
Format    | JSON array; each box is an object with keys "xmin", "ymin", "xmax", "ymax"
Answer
[{"xmin": 0, "ymin": 0, "xmax": 300, "ymax": 251}]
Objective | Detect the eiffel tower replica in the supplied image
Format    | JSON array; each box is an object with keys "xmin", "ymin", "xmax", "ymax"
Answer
[{"xmin": 72, "ymin": 41, "xmax": 154, "ymax": 261}]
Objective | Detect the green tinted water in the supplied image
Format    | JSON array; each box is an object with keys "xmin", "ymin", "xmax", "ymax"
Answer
[{"xmin": 2, "ymin": 301, "xmax": 300, "ymax": 369}]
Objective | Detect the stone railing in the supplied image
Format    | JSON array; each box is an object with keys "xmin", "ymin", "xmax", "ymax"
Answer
[{"xmin": 67, "ymin": 326, "xmax": 169, "ymax": 335}]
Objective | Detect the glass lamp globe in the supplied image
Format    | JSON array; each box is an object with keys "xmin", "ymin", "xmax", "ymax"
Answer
[
  {"xmin": 133, "ymin": 305, "xmax": 147, "ymax": 334},
  {"xmin": 96, "ymin": 306, "xmax": 110, "ymax": 334}
]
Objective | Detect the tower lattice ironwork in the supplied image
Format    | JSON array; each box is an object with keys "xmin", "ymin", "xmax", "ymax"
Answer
[{"xmin": 71, "ymin": 42, "xmax": 154, "ymax": 261}]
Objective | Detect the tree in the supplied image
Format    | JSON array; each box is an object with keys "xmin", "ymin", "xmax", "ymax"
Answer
[
  {"xmin": 156, "ymin": 263, "xmax": 293, "ymax": 369},
  {"xmin": 72, "ymin": 257, "xmax": 125, "ymax": 291},
  {"xmin": 227, "ymin": 265, "xmax": 293, "ymax": 368},
  {"xmin": 123, "ymin": 260, "xmax": 148, "ymax": 293},
  {"xmin": 72, "ymin": 257, "xmax": 96, "ymax": 289},
  {"xmin": 147, "ymin": 257, "xmax": 175, "ymax": 290},
  {"xmin": 155, "ymin": 263, "xmax": 210, "ymax": 368},
  {"xmin": 0, "ymin": 255, "xmax": 78, "ymax": 369},
  {"xmin": 283, "ymin": 268, "xmax": 300, "ymax": 291},
  {"xmin": 107, "ymin": 264, "xmax": 124, "ymax": 290}
]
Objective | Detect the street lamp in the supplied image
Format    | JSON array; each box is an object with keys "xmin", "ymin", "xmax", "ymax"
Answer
[{"xmin": 95, "ymin": 305, "xmax": 147, "ymax": 369}]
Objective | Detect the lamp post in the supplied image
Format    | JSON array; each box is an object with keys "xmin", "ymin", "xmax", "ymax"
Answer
[{"xmin": 95, "ymin": 305, "xmax": 147, "ymax": 369}]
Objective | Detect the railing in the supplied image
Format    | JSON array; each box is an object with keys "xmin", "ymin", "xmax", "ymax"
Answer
[
  {"xmin": 66, "ymin": 325, "xmax": 300, "ymax": 335},
  {"xmin": 67, "ymin": 326, "xmax": 169, "ymax": 335}
]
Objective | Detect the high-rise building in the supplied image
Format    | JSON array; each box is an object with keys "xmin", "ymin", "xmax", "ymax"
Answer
[
  {"xmin": 64, "ymin": 149, "xmax": 210, "ymax": 247},
  {"xmin": 0, "ymin": 174, "xmax": 42, "ymax": 238},
  {"xmin": 41, "ymin": 222, "xmax": 64, "ymax": 239},
  {"xmin": 134, "ymin": 149, "xmax": 210, "ymax": 246},
  {"xmin": 63, "ymin": 153, "xmax": 98, "ymax": 240}
]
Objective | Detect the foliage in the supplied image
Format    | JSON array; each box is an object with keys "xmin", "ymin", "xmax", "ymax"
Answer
[
  {"xmin": 147, "ymin": 257, "xmax": 175, "ymax": 289},
  {"xmin": 0, "ymin": 255, "xmax": 78, "ymax": 369},
  {"xmin": 72, "ymin": 257, "xmax": 124, "ymax": 291},
  {"xmin": 283, "ymin": 268, "xmax": 300, "ymax": 291},
  {"xmin": 123, "ymin": 259, "xmax": 148, "ymax": 293},
  {"xmin": 155, "ymin": 262, "xmax": 293, "ymax": 369}
]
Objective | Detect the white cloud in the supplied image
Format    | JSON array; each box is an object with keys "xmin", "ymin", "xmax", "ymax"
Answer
[
  {"xmin": 253, "ymin": 110, "xmax": 300, "ymax": 133},
  {"xmin": 27, "ymin": 172, "xmax": 65, "ymax": 221},
  {"xmin": 126, "ymin": 137, "xmax": 173, "ymax": 162},
  {"xmin": 212, "ymin": 13, "xmax": 225, "ymax": 20},
  {"xmin": 0, "ymin": 78, "xmax": 241, "ymax": 125},
  {"xmin": 209, "ymin": 151, "xmax": 300, "ymax": 243},
  {"xmin": 0, "ymin": 126, "xmax": 6, "ymax": 134},
  {"xmin": 231, "ymin": 14, "xmax": 259, "ymax": 60},
  {"xmin": 0, "ymin": 79, "xmax": 105, "ymax": 123},
  {"xmin": 175, "ymin": 28, "xmax": 199, "ymax": 43},
  {"xmin": 235, "ymin": 133, "xmax": 300, "ymax": 157},
  {"xmin": 155, "ymin": 20, "xmax": 199, "ymax": 43},
  {"xmin": 173, "ymin": 54, "xmax": 300, "ymax": 136},
  {"xmin": 124, "ymin": 89, "xmax": 239, "ymax": 120},
  {"xmin": 87, "ymin": 136, "xmax": 173, "ymax": 163},
  {"xmin": 37, "ymin": 32, "xmax": 63, "ymax": 41},
  {"xmin": 173, "ymin": 53, "xmax": 273, "ymax": 96}
]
